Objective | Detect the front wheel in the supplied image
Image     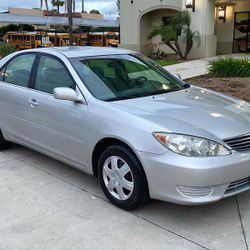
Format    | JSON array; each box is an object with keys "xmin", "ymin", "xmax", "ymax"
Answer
[{"xmin": 98, "ymin": 145, "xmax": 149, "ymax": 210}]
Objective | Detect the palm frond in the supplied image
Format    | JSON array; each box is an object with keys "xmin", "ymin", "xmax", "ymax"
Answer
[{"xmin": 192, "ymin": 31, "xmax": 201, "ymax": 47}]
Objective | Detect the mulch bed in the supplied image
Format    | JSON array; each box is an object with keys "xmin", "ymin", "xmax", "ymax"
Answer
[{"xmin": 187, "ymin": 75, "xmax": 250, "ymax": 102}]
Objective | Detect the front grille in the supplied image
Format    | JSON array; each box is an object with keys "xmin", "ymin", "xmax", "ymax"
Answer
[
  {"xmin": 223, "ymin": 133, "xmax": 250, "ymax": 152},
  {"xmin": 225, "ymin": 177, "xmax": 250, "ymax": 195}
]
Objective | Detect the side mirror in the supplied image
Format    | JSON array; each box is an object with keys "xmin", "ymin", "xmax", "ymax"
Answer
[
  {"xmin": 53, "ymin": 87, "xmax": 84, "ymax": 103},
  {"xmin": 173, "ymin": 73, "xmax": 182, "ymax": 80}
]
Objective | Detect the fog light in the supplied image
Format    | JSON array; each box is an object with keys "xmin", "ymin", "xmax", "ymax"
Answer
[{"xmin": 177, "ymin": 186, "xmax": 213, "ymax": 197}]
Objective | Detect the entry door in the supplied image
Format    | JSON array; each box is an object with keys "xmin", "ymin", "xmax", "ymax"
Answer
[
  {"xmin": 27, "ymin": 55, "xmax": 89, "ymax": 167},
  {"xmin": 0, "ymin": 53, "xmax": 36, "ymax": 143},
  {"xmin": 234, "ymin": 11, "xmax": 250, "ymax": 53}
]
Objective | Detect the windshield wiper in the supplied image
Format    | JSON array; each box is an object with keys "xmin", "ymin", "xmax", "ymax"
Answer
[
  {"xmin": 105, "ymin": 95, "xmax": 140, "ymax": 102},
  {"xmin": 148, "ymin": 88, "xmax": 181, "ymax": 96},
  {"xmin": 105, "ymin": 86, "xmax": 190, "ymax": 102}
]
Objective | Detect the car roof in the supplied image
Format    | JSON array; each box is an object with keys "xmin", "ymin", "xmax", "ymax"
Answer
[{"xmin": 32, "ymin": 46, "xmax": 137, "ymax": 58}]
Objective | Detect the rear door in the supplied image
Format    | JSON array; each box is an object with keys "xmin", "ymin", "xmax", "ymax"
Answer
[
  {"xmin": 27, "ymin": 54, "xmax": 89, "ymax": 166},
  {"xmin": 0, "ymin": 53, "xmax": 36, "ymax": 143}
]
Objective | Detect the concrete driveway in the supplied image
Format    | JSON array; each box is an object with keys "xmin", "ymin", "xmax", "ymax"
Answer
[{"xmin": 1, "ymin": 145, "xmax": 249, "ymax": 250}]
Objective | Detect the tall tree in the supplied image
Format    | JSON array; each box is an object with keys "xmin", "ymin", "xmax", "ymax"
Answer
[
  {"xmin": 51, "ymin": 0, "xmax": 64, "ymax": 13},
  {"xmin": 73, "ymin": 0, "xmax": 75, "ymax": 13},
  {"xmin": 64, "ymin": 0, "xmax": 75, "ymax": 13},
  {"xmin": 117, "ymin": 0, "xmax": 120, "ymax": 16},
  {"xmin": 89, "ymin": 9, "xmax": 101, "ymax": 14},
  {"xmin": 67, "ymin": 0, "xmax": 73, "ymax": 45},
  {"xmin": 82, "ymin": 0, "xmax": 84, "ymax": 13},
  {"xmin": 40, "ymin": 0, "xmax": 49, "ymax": 11}
]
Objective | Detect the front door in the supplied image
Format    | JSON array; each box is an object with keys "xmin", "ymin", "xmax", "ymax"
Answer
[
  {"xmin": 27, "ymin": 54, "xmax": 89, "ymax": 167},
  {"xmin": 234, "ymin": 11, "xmax": 250, "ymax": 53}
]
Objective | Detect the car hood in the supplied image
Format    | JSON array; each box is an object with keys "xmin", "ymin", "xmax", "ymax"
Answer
[{"xmin": 111, "ymin": 86, "xmax": 250, "ymax": 140}]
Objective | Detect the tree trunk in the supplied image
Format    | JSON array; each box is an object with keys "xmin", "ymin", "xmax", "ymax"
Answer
[
  {"xmin": 174, "ymin": 41, "xmax": 184, "ymax": 59},
  {"xmin": 82, "ymin": 0, "xmax": 84, "ymax": 13},
  {"xmin": 184, "ymin": 39, "xmax": 193, "ymax": 59},
  {"xmin": 165, "ymin": 41, "xmax": 184, "ymax": 59},
  {"xmin": 67, "ymin": 0, "xmax": 73, "ymax": 46},
  {"xmin": 57, "ymin": 5, "xmax": 60, "ymax": 13},
  {"xmin": 45, "ymin": 0, "xmax": 49, "ymax": 11},
  {"xmin": 73, "ymin": 0, "xmax": 75, "ymax": 13}
]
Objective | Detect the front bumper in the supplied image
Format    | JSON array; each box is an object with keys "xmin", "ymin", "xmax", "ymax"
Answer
[{"xmin": 137, "ymin": 150, "xmax": 250, "ymax": 205}]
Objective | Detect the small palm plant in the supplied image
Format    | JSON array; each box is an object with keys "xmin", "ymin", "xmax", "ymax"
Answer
[{"xmin": 148, "ymin": 11, "xmax": 200, "ymax": 59}]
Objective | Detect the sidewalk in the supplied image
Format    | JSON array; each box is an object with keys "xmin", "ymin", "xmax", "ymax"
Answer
[{"xmin": 164, "ymin": 53, "xmax": 249, "ymax": 80}]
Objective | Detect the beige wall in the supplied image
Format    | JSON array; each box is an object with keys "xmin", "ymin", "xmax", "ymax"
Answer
[
  {"xmin": 120, "ymin": 0, "xmax": 182, "ymax": 51},
  {"xmin": 81, "ymin": 13, "xmax": 103, "ymax": 20},
  {"xmin": 120, "ymin": 0, "xmax": 217, "ymax": 58},
  {"xmin": 215, "ymin": 0, "xmax": 250, "ymax": 54},
  {"xmin": 188, "ymin": 0, "xmax": 217, "ymax": 58},
  {"xmin": 9, "ymin": 8, "xmax": 43, "ymax": 16}
]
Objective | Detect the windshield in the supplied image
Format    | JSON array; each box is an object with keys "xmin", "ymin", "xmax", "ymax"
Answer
[
  {"xmin": 107, "ymin": 35, "xmax": 114, "ymax": 39},
  {"xmin": 70, "ymin": 54, "xmax": 188, "ymax": 101}
]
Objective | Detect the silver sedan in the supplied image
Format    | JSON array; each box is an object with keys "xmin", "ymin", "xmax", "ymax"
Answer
[{"xmin": 0, "ymin": 47, "xmax": 250, "ymax": 210}]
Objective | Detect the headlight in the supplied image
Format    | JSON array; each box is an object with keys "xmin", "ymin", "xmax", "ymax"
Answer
[{"xmin": 153, "ymin": 133, "xmax": 231, "ymax": 157}]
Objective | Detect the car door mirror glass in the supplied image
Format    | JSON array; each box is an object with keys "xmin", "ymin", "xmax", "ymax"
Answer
[{"xmin": 53, "ymin": 87, "xmax": 84, "ymax": 103}]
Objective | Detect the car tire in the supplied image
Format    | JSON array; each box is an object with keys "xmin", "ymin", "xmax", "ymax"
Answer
[
  {"xmin": 98, "ymin": 145, "xmax": 149, "ymax": 210},
  {"xmin": 0, "ymin": 130, "xmax": 11, "ymax": 150}
]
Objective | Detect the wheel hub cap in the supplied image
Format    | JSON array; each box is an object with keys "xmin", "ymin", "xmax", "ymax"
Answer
[{"xmin": 102, "ymin": 156, "xmax": 134, "ymax": 201}]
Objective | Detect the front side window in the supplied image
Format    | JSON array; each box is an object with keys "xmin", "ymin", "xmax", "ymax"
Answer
[
  {"xmin": 71, "ymin": 54, "xmax": 187, "ymax": 101},
  {"xmin": 35, "ymin": 56, "xmax": 75, "ymax": 94},
  {"xmin": 2, "ymin": 54, "xmax": 36, "ymax": 87}
]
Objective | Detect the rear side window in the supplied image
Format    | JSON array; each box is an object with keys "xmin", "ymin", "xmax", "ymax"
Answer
[{"xmin": 2, "ymin": 54, "xmax": 36, "ymax": 87}]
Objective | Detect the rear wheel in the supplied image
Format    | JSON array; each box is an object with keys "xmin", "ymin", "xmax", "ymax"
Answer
[
  {"xmin": 98, "ymin": 145, "xmax": 149, "ymax": 210},
  {"xmin": 0, "ymin": 130, "xmax": 11, "ymax": 150}
]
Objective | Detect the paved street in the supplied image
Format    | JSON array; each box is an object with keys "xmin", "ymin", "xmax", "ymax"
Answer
[{"xmin": 0, "ymin": 145, "xmax": 249, "ymax": 250}]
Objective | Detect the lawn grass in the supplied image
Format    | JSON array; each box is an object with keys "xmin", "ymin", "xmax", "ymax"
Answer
[{"xmin": 155, "ymin": 60, "xmax": 181, "ymax": 67}]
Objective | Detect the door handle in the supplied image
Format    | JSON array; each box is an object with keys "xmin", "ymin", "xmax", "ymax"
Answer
[{"xmin": 29, "ymin": 99, "xmax": 39, "ymax": 107}]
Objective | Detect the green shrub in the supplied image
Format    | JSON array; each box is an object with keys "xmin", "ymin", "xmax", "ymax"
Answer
[
  {"xmin": 209, "ymin": 57, "xmax": 250, "ymax": 77},
  {"xmin": 0, "ymin": 42, "xmax": 16, "ymax": 58}
]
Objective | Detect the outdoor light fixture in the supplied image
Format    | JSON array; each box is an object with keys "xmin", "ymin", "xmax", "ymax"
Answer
[
  {"xmin": 185, "ymin": 0, "xmax": 195, "ymax": 12},
  {"xmin": 218, "ymin": 6, "xmax": 226, "ymax": 22}
]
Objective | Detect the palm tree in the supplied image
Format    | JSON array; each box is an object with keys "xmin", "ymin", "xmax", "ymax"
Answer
[
  {"xmin": 65, "ymin": 0, "xmax": 75, "ymax": 13},
  {"xmin": 51, "ymin": 0, "xmax": 64, "ymax": 13},
  {"xmin": 117, "ymin": 0, "xmax": 120, "ymax": 16},
  {"xmin": 67, "ymin": 0, "xmax": 73, "ymax": 45},
  {"xmin": 40, "ymin": 0, "xmax": 49, "ymax": 11},
  {"xmin": 148, "ymin": 11, "xmax": 200, "ymax": 59},
  {"xmin": 82, "ymin": 0, "xmax": 84, "ymax": 13}
]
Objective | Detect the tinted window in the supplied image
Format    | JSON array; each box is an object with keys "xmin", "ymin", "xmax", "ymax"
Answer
[
  {"xmin": 35, "ymin": 56, "xmax": 75, "ymax": 94},
  {"xmin": 71, "ymin": 54, "xmax": 186, "ymax": 101},
  {"xmin": 3, "ymin": 54, "xmax": 36, "ymax": 87}
]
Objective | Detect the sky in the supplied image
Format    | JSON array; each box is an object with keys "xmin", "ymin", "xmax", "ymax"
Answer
[{"xmin": 0, "ymin": 0, "xmax": 118, "ymax": 19}]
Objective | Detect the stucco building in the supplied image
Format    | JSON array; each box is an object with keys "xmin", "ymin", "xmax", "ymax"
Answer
[{"xmin": 120, "ymin": 0, "xmax": 250, "ymax": 58}]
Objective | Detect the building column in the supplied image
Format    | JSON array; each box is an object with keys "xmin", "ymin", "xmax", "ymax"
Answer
[{"xmin": 187, "ymin": 0, "xmax": 217, "ymax": 58}]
